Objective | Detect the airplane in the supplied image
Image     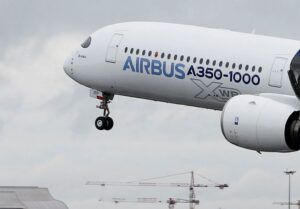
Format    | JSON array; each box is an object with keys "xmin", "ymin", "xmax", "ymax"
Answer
[{"xmin": 63, "ymin": 22, "xmax": 300, "ymax": 153}]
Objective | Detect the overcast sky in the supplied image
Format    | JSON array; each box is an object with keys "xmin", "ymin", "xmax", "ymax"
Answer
[{"xmin": 1, "ymin": 0, "xmax": 300, "ymax": 209}]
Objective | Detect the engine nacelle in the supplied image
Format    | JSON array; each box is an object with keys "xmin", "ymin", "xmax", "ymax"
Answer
[{"xmin": 221, "ymin": 95, "xmax": 300, "ymax": 152}]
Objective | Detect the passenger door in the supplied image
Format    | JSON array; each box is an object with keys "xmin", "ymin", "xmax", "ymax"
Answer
[
  {"xmin": 268, "ymin": 57, "xmax": 287, "ymax": 88},
  {"xmin": 105, "ymin": 33, "xmax": 124, "ymax": 63}
]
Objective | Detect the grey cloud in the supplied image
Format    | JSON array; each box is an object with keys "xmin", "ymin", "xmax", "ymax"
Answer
[{"xmin": 2, "ymin": 0, "xmax": 300, "ymax": 51}]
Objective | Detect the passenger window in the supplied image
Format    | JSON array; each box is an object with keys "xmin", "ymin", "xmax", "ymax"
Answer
[
  {"xmin": 148, "ymin": 51, "xmax": 152, "ymax": 56},
  {"xmin": 180, "ymin": 55, "xmax": 184, "ymax": 61},
  {"xmin": 200, "ymin": 58, "xmax": 204, "ymax": 64},
  {"xmin": 239, "ymin": 64, "xmax": 243, "ymax": 70},
  {"xmin": 187, "ymin": 56, "xmax": 191, "ymax": 62},
  {"xmin": 193, "ymin": 57, "xmax": 197, "ymax": 63},
  {"xmin": 142, "ymin": 50, "xmax": 146, "ymax": 56},
  {"xmin": 174, "ymin": 55, "xmax": 178, "ymax": 60},
  {"xmin": 245, "ymin": 65, "xmax": 249, "ymax": 71},
  {"xmin": 136, "ymin": 49, "xmax": 140, "ymax": 55},
  {"xmin": 167, "ymin": 54, "xmax": 171, "ymax": 59},
  {"xmin": 130, "ymin": 48, "xmax": 134, "ymax": 54},
  {"xmin": 225, "ymin": 62, "xmax": 229, "ymax": 68},
  {"xmin": 206, "ymin": 59, "xmax": 210, "ymax": 65},
  {"xmin": 258, "ymin": 66, "xmax": 262, "ymax": 73},
  {"xmin": 81, "ymin": 36, "xmax": 92, "ymax": 48},
  {"xmin": 252, "ymin": 66, "xmax": 256, "ymax": 72},
  {"xmin": 232, "ymin": 63, "xmax": 236, "ymax": 69},
  {"xmin": 213, "ymin": 60, "xmax": 216, "ymax": 66},
  {"xmin": 161, "ymin": 53, "xmax": 165, "ymax": 59},
  {"xmin": 155, "ymin": 52, "xmax": 159, "ymax": 58},
  {"xmin": 219, "ymin": 61, "xmax": 223, "ymax": 67},
  {"xmin": 125, "ymin": 47, "xmax": 128, "ymax": 53}
]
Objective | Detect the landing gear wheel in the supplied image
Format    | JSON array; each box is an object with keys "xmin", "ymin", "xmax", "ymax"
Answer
[
  {"xmin": 104, "ymin": 117, "xmax": 114, "ymax": 130},
  {"xmin": 95, "ymin": 117, "xmax": 107, "ymax": 130},
  {"xmin": 95, "ymin": 92, "xmax": 115, "ymax": 131}
]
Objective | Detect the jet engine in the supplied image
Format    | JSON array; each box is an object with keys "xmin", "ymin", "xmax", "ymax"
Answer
[{"xmin": 221, "ymin": 95, "xmax": 300, "ymax": 152}]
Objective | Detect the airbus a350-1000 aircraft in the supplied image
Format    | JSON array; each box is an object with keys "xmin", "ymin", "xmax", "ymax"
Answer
[{"xmin": 64, "ymin": 22, "xmax": 300, "ymax": 153}]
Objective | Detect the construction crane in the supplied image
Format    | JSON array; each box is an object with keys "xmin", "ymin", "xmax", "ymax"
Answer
[
  {"xmin": 100, "ymin": 197, "xmax": 200, "ymax": 209},
  {"xmin": 274, "ymin": 201, "xmax": 300, "ymax": 209},
  {"xmin": 87, "ymin": 171, "xmax": 228, "ymax": 209}
]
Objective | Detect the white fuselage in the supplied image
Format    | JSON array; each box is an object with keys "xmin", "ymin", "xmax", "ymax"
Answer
[
  {"xmin": 64, "ymin": 22, "xmax": 300, "ymax": 110},
  {"xmin": 63, "ymin": 22, "xmax": 300, "ymax": 152}
]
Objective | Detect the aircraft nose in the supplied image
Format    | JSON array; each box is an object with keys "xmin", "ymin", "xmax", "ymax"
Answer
[{"xmin": 63, "ymin": 55, "xmax": 74, "ymax": 76}]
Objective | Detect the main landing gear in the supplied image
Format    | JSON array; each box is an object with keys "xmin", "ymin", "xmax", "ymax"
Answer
[{"xmin": 95, "ymin": 93, "xmax": 114, "ymax": 131}]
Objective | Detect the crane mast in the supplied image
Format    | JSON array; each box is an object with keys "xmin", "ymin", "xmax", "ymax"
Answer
[{"xmin": 190, "ymin": 171, "xmax": 196, "ymax": 209}]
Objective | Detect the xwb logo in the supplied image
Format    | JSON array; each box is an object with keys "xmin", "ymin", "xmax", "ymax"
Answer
[{"xmin": 191, "ymin": 79, "xmax": 240, "ymax": 102}]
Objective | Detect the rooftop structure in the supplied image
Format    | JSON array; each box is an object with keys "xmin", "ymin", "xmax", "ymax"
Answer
[{"xmin": 0, "ymin": 186, "xmax": 68, "ymax": 209}]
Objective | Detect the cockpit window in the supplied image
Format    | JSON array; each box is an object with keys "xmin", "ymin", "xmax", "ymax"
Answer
[{"xmin": 81, "ymin": 36, "xmax": 92, "ymax": 48}]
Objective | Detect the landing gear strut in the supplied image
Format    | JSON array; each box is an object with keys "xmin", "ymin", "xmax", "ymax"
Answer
[{"xmin": 95, "ymin": 93, "xmax": 114, "ymax": 131}]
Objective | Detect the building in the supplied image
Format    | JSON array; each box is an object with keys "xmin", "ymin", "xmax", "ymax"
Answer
[{"xmin": 0, "ymin": 186, "xmax": 68, "ymax": 209}]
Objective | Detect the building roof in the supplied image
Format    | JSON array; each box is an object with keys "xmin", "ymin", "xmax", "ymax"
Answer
[{"xmin": 0, "ymin": 187, "xmax": 68, "ymax": 209}]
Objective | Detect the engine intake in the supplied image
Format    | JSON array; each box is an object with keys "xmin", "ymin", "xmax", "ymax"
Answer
[
  {"xmin": 221, "ymin": 95, "xmax": 300, "ymax": 152},
  {"xmin": 285, "ymin": 112, "xmax": 300, "ymax": 150}
]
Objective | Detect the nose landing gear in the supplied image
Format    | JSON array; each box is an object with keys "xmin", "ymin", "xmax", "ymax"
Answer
[{"xmin": 95, "ymin": 93, "xmax": 114, "ymax": 131}]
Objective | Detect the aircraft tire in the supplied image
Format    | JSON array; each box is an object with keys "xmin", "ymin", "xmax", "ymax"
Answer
[
  {"xmin": 104, "ymin": 117, "xmax": 114, "ymax": 130},
  {"xmin": 95, "ymin": 117, "xmax": 107, "ymax": 130}
]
